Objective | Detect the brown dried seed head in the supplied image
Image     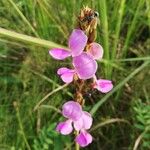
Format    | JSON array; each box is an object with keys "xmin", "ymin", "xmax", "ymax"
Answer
[{"xmin": 77, "ymin": 6, "xmax": 99, "ymax": 43}]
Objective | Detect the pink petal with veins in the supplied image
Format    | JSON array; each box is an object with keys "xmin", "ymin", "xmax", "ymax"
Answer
[
  {"xmin": 60, "ymin": 72, "xmax": 74, "ymax": 83},
  {"xmin": 57, "ymin": 67, "xmax": 75, "ymax": 83},
  {"xmin": 56, "ymin": 120, "xmax": 73, "ymax": 135},
  {"xmin": 49, "ymin": 48, "xmax": 71, "ymax": 60},
  {"xmin": 94, "ymin": 79, "xmax": 113, "ymax": 93},
  {"xmin": 69, "ymin": 29, "xmax": 88, "ymax": 57},
  {"xmin": 73, "ymin": 52, "xmax": 98, "ymax": 79},
  {"xmin": 75, "ymin": 130, "xmax": 92, "ymax": 147},
  {"xmin": 62, "ymin": 101, "xmax": 82, "ymax": 121},
  {"xmin": 74, "ymin": 111, "xmax": 93, "ymax": 131},
  {"xmin": 88, "ymin": 42, "xmax": 104, "ymax": 60}
]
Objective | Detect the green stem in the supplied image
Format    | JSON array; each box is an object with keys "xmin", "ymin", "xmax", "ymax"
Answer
[
  {"xmin": 75, "ymin": 142, "xmax": 80, "ymax": 150},
  {"xmin": 75, "ymin": 131, "xmax": 80, "ymax": 150},
  {"xmin": 33, "ymin": 83, "xmax": 69, "ymax": 111},
  {"xmin": 14, "ymin": 102, "xmax": 31, "ymax": 150}
]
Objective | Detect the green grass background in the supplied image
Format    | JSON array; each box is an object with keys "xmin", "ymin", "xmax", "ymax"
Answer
[{"xmin": 0, "ymin": 0, "xmax": 150, "ymax": 149}]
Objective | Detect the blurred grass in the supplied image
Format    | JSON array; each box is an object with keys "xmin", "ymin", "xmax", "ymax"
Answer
[{"xmin": 0, "ymin": 0, "xmax": 150, "ymax": 149}]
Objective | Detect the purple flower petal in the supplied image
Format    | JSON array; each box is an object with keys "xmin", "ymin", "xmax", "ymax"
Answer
[
  {"xmin": 69, "ymin": 29, "xmax": 88, "ymax": 57},
  {"xmin": 73, "ymin": 116, "xmax": 83, "ymax": 131},
  {"xmin": 57, "ymin": 67, "xmax": 75, "ymax": 75},
  {"xmin": 87, "ymin": 42, "xmax": 104, "ymax": 60},
  {"xmin": 49, "ymin": 48, "xmax": 71, "ymax": 60},
  {"xmin": 56, "ymin": 120, "xmax": 73, "ymax": 135},
  {"xmin": 57, "ymin": 67, "xmax": 75, "ymax": 83},
  {"xmin": 60, "ymin": 72, "xmax": 74, "ymax": 83},
  {"xmin": 62, "ymin": 101, "xmax": 82, "ymax": 121},
  {"xmin": 81, "ymin": 112, "xmax": 93, "ymax": 130},
  {"xmin": 57, "ymin": 67, "xmax": 71, "ymax": 75},
  {"xmin": 75, "ymin": 130, "xmax": 93, "ymax": 147},
  {"xmin": 74, "ymin": 111, "xmax": 93, "ymax": 131},
  {"xmin": 73, "ymin": 52, "xmax": 98, "ymax": 79},
  {"xmin": 94, "ymin": 79, "xmax": 113, "ymax": 93}
]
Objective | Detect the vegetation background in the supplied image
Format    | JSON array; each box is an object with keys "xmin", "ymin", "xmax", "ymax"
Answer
[{"xmin": 0, "ymin": 0, "xmax": 150, "ymax": 149}]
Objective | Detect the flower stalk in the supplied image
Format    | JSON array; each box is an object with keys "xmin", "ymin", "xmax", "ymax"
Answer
[{"xmin": 49, "ymin": 6, "xmax": 113, "ymax": 148}]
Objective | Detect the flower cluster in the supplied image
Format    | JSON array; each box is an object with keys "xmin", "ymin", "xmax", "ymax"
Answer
[
  {"xmin": 49, "ymin": 29, "xmax": 113, "ymax": 93},
  {"xmin": 49, "ymin": 29, "xmax": 113, "ymax": 147},
  {"xmin": 56, "ymin": 101, "xmax": 93, "ymax": 147}
]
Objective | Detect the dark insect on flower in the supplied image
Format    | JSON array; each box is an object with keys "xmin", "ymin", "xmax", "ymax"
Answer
[
  {"xmin": 77, "ymin": 6, "xmax": 99, "ymax": 43},
  {"xmin": 83, "ymin": 89, "xmax": 97, "ymax": 104},
  {"xmin": 81, "ymin": 11, "xmax": 99, "ymax": 23}
]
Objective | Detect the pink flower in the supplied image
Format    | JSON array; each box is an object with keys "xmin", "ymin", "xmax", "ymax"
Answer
[
  {"xmin": 73, "ymin": 111, "xmax": 93, "ymax": 147},
  {"xmin": 49, "ymin": 29, "xmax": 103, "ymax": 60},
  {"xmin": 75, "ymin": 130, "xmax": 92, "ymax": 147},
  {"xmin": 57, "ymin": 52, "xmax": 98, "ymax": 82},
  {"xmin": 93, "ymin": 75, "xmax": 113, "ymax": 93},
  {"xmin": 56, "ymin": 101, "xmax": 83, "ymax": 135},
  {"xmin": 49, "ymin": 29, "xmax": 105, "ymax": 81},
  {"xmin": 49, "ymin": 29, "xmax": 88, "ymax": 59},
  {"xmin": 56, "ymin": 101, "xmax": 93, "ymax": 147}
]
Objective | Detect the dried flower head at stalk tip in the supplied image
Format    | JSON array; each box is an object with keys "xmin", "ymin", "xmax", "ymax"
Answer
[{"xmin": 78, "ymin": 6, "xmax": 99, "ymax": 43}]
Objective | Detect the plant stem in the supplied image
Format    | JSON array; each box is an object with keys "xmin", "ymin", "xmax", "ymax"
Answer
[
  {"xmin": 33, "ymin": 83, "xmax": 69, "ymax": 111},
  {"xmin": 75, "ymin": 131, "xmax": 80, "ymax": 150},
  {"xmin": 75, "ymin": 142, "xmax": 80, "ymax": 150}
]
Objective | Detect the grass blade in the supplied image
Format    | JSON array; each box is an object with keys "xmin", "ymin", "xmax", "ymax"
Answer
[
  {"xmin": 98, "ymin": 0, "xmax": 110, "ymax": 78},
  {"xmin": 8, "ymin": 0, "xmax": 39, "ymax": 37},
  {"xmin": 37, "ymin": 0, "xmax": 67, "ymax": 39},
  {"xmin": 90, "ymin": 60, "xmax": 150, "ymax": 116},
  {"xmin": 122, "ymin": 0, "xmax": 144, "ymax": 57},
  {"xmin": 111, "ymin": 0, "xmax": 126, "ymax": 60},
  {"xmin": 0, "ymin": 27, "xmax": 67, "ymax": 48},
  {"xmin": 90, "ymin": 118, "xmax": 130, "ymax": 132},
  {"xmin": 33, "ymin": 83, "xmax": 69, "ymax": 111}
]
